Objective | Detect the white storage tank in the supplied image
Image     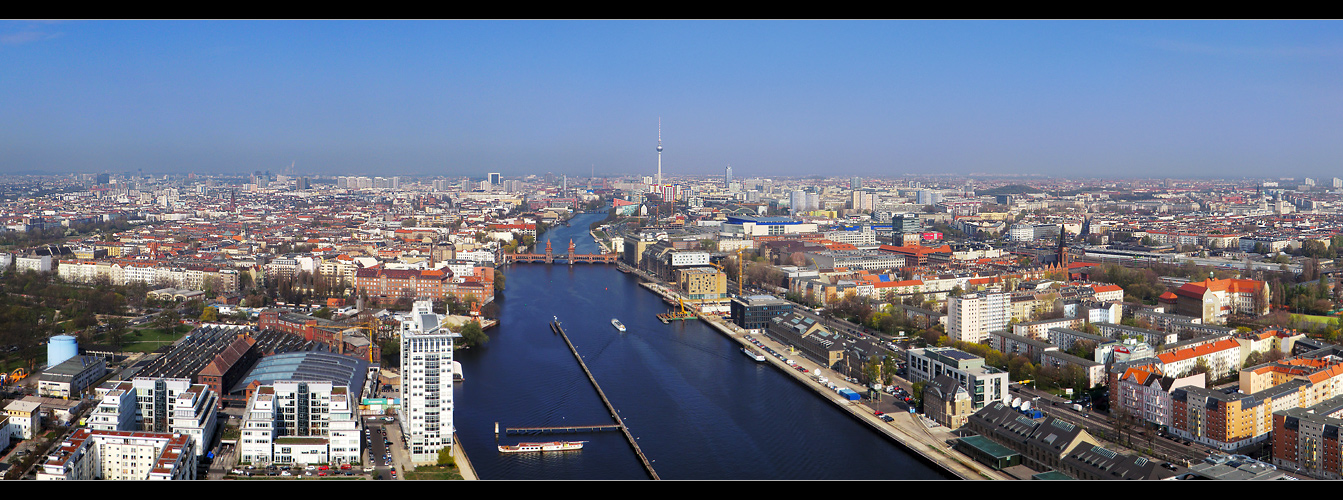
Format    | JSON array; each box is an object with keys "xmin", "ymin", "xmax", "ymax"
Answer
[{"xmin": 48, "ymin": 335, "xmax": 79, "ymax": 368}]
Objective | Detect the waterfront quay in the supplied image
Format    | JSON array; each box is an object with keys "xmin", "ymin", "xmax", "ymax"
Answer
[{"xmin": 636, "ymin": 281, "xmax": 1007, "ymax": 480}]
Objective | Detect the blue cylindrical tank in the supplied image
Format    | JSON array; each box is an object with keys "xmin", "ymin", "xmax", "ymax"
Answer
[{"xmin": 48, "ymin": 335, "xmax": 78, "ymax": 368}]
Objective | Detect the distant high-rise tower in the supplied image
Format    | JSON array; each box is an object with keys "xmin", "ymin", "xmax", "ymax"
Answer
[
  {"xmin": 791, "ymin": 190, "xmax": 806, "ymax": 215},
  {"xmin": 725, "ymin": 165, "xmax": 733, "ymax": 189},
  {"xmin": 489, "ymin": 173, "xmax": 501, "ymax": 186},
  {"xmin": 851, "ymin": 177, "xmax": 861, "ymax": 190}
]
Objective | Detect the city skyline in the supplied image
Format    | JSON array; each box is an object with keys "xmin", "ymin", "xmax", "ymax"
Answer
[{"xmin": 5, "ymin": 20, "xmax": 1343, "ymax": 179}]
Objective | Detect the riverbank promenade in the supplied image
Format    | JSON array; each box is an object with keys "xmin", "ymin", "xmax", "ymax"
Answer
[{"xmin": 637, "ymin": 281, "xmax": 1009, "ymax": 480}]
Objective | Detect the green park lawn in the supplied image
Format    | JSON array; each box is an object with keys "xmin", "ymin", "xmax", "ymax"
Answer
[
  {"xmin": 118, "ymin": 324, "xmax": 196, "ymax": 352},
  {"xmin": 1292, "ymin": 314, "xmax": 1339, "ymax": 325}
]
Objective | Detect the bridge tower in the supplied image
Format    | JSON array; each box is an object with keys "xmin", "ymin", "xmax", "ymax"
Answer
[
  {"xmin": 545, "ymin": 239, "xmax": 553, "ymax": 264},
  {"xmin": 569, "ymin": 239, "xmax": 576, "ymax": 265}
]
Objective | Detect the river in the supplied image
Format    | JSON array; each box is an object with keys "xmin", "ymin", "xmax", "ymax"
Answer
[{"xmin": 452, "ymin": 213, "xmax": 951, "ymax": 480}]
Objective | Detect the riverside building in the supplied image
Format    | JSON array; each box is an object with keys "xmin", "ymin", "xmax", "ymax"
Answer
[{"xmin": 400, "ymin": 300, "xmax": 460, "ymax": 465}]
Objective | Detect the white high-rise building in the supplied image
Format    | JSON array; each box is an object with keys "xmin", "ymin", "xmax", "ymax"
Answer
[
  {"xmin": 947, "ymin": 293, "xmax": 1010, "ymax": 344},
  {"xmin": 791, "ymin": 190, "xmax": 807, "ymax": 214},
  {"xmin": 399, "ymin": 301, "xmax": 460, "ymax": 465}
]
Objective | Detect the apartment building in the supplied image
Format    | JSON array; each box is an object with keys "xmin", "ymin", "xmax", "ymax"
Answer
[
  {"xmin": 1170, "ymin": 345, "xmax": 1343, "ymax": 452},
  {"xmin": 988, "ymin": 330, "xmax": 1058, "ymax": 364},
  {"xmin": 1014, "ymin": 317, "xmax": 1085, "ymax": 341},
  {"xmin": 88, "ymin": 378, "xmax": 219, "ymax": 459},
  {"xmin": 36, "ymin": 428, "xmax": 195, "ymax": 480},
  {"xmin": 5, "ymin": 400, "xmax": 42, "ymax": 439},
  {"xmin": 948, "ymin": 292, "xmax": 1010, "ymax": 344},
  {"xmin": 1157, "ymin": 338, "xmax": 1242, "ymax": 381},
  {"xmin": 1108, "ymin": 362, "xmax": 1205, "ymax": 428},
  {"xmin": 1271, "ymin": 394, "xmax": 1343, "ymax": 478},
  {"xmin": 400, "ymin": 300, "xmax": 460, "ymax": 465},
  {"xmin": 1040, "ymin": 350, "xmax": 1106, "ymax": 389},
  {"xmin": 239, "ymin": 381, "xmax": 362, "ymax": 465},
  {"xmin": 1093, "ymin": 322, "xmax": 1180, "ymax": 348}
]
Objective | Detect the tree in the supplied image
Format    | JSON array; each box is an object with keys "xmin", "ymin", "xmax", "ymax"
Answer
[
  {"xmin": 460, "ymin": 320, "xmax": 489, "ymax": 348},
  {"xmin": 107, "ymin": 317, "xmax": 128, "ymax": 347},
  {"xmin": 494, "ymin": 270, "xmax": 506, "ymax": 293},
  {"xmin": 437, "ymin": 446, "xmax": 456, "ymax": 467},
  {"xmin": 863, "ymin": 355, "xmax": 882, "ymax": 385},
  {"xmin": 200, "ymin": 306, "xmax": 219, "ymax": 322},
  {"xmin": 1190, "ymin": 358, "xmax": 1212, "ymax": 386},
  {"xmin": 155, "ymin": 309, "xmax": 181, "ymax": 331}
]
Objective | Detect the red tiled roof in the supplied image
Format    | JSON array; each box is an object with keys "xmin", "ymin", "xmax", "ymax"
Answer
[{"xmin": 1157, "ymin": 338, "xmax": 1240, "ymax": 364}]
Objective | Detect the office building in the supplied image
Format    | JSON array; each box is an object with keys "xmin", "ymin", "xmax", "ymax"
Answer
[
  {"xmin": 730, "ymin": 294, "xmax": 794, "ymax": 331},
  {"xmin": 906, "ymin": 347, "xmax": 1008, "ymax": 410},
  {"xmin": 399, "ymin": 301, "xmax": 461, "ymax": 465},
  {"xmin": 37, "ymin": 356, "xmax": 106, "ymax": 399}
]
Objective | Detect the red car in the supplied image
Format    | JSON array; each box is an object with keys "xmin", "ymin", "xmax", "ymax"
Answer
[{"xmin": 874, "ymin": 411, "xmax": 884, "ymax": 416}]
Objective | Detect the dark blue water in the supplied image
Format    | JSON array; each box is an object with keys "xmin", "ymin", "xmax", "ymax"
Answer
[{"xmin": 453, "ymin": 213, "xmax": 951, "ymax": 480}]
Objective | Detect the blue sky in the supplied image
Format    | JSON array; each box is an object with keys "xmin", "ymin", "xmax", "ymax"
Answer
[{"xmin": 3, "ymin": 20, "xmax": 1343, "ymax": 180}]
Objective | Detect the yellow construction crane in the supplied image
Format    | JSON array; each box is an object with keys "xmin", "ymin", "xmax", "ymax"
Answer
[{"xmin": 337, "ymin": 318, "xmax": 383, "ymax": 363}]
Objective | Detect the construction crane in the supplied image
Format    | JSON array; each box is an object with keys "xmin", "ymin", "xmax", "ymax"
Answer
[{"xmin": 337, "ymin": 318, "xmax": 383, "ymax": 363}]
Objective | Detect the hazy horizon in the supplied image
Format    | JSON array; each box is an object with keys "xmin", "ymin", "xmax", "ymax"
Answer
[{"xmin": 5, "ymin": 20, "xmax": 1343, "ymax": 180}]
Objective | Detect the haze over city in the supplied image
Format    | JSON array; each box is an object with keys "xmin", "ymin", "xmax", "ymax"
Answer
[{"xmin": 4, "ymin": 20, "xmax": 1343, "ymax": 179}]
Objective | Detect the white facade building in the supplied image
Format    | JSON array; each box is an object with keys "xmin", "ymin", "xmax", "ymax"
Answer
[
  {"xmin": 399, "ymin": 300, "xmax": 460, "ymax": 465},
  {"xmin": 947, "ymin": 293, "xmax": 1010, "ymax": 344},
  {"xmin": 88, "ymin": 378, "xmax": 219, "ymax": 459},
  {"xmin": 16, "ymin": 255, "xmax": 52, "ymax": 273},
  {"xmin": 238, "ymin": 381, "xmax": 362, "ymax": 466},
  {"xmin": 5, "ymin": 400, "xmax": 42, "ymax": 439},
  {"xmin": 669, "ymin": 251, "xmax": 711, "ymax": 267},
  {"xmin": 36, "ymin": 428, "xmax": 196, "ymax": 480}
]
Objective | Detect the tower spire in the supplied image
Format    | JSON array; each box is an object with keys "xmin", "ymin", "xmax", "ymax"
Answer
[{"xmin": 656, "ymin": 118, "xmax": 663, "ymax": 187}]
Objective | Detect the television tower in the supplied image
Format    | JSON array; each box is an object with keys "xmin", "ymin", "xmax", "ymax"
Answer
[{"xmin": 656, "ymin": 118, "xmax": 663, "ymax": 187}]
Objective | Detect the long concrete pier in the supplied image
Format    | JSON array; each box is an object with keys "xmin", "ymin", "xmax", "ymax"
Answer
[
  {"xmin": 550, "ymin": 320, "xmax": 660, "ymax": 480},
  {"xmin": 504, "ymin": 424, "xmax": 623, "ymax": 435}
]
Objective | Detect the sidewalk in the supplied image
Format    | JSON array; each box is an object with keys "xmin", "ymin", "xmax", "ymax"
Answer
[{"xmin": 701, "ymin": 313, "xmax": 1009, "ymax": 480}]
